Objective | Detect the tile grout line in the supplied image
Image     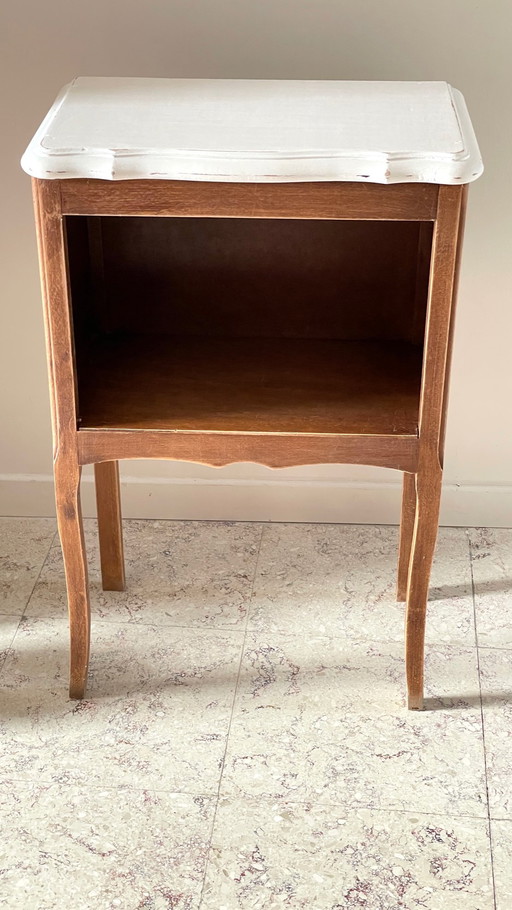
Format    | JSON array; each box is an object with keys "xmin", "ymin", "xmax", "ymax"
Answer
[
  {"xmin": 469, "ymin": 644, "xmax": 512, "ymax": 653},
  {"xmin": 21, "ymin": 529, "xmax": 59, "ymax": 622},
  {"xmin": 468, "ymin": 530, "xmax": 498, "ymax": 910},
  {"xmin": 0, "ymin": 777, "xmax": 218, "ymax": 800},
  {"xmin": 197, "ymin": 521, "xmax": 265, "ymax": 908},
  {"xmin": 0, "ymin": 528, "xmax": 58, "ymax": 682},
  {"xmin": 23, "ymin": 610, "xmax": 484, "ymax": 652},
  {"xmin": 0, "ymin": 772, "xmax": 497, "ymax": 821}
]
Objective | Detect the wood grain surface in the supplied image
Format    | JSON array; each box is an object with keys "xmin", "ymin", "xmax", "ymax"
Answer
[
  {"xmin": 94, "ymin": 460, "xmax": 125, "ymax": 592},
  {"xmin": 60, "ymin": 179, "xmax": 439, "ymax": 220},
  {"xmin": 77, "ymin": 337, "xmax": 423, "ymax": 436}
]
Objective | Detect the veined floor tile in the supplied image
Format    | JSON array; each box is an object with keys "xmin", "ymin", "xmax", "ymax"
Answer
[
  {"xmin": 249, "ymin": 524, "xmax": 475, "ymax": 646},
  {"xmin": 0, "ymin": 517, "xmax": 56, "ymax": 616},
  {"xmin": 26, "ymin": 519, "xmax": 261, "ymax": 629},
  {"xmin": 201, "ymin": 797, "xmax": 494, "ymax": 910},
  {"xmin": 469, "ymin": 528, "xmax": 512, "ymax": 648},
  {"xmin": 221, "ymin": 633, "xmax": 487, "ymax": 816},
  {"xmin": 0, "ymin": 616, "xmax": 243, "ymax": 792},
  {"xmin": 478, "ymin": 647, "xmax": 512, "ymax": 818},
  {"xmin": 0, "ymin": 779, "xmax": 213, "ymax": 910},
  {"xmin": 491, "ymin": 819, "xmax": 512, "ymax": 910}
]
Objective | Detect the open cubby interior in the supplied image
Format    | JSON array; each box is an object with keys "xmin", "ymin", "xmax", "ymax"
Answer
[{"xmin": 65, "ymin": 215, "xmax": 432, "ymax": 436}]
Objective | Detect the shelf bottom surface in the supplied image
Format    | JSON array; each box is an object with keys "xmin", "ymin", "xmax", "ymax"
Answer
[{"xmin": 78, "ymin": 335, "xmax": 422, "ymax": 437}]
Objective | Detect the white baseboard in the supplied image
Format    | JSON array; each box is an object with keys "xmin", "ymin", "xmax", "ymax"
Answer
[{"xmin": 0, "ymin": 472, "xmax": 511, "ymax": 527}]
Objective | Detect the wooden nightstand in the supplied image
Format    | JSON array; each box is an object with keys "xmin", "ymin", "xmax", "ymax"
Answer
[{"xmin": 22, "ymin": 77, "xmax": 482, "ymax": 708}]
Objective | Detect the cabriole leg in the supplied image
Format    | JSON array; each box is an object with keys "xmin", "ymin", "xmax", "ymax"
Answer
[
  {"xmin": 405, "ymin": 460, "xmax": 442, "ymax": 710},
  {"xmin": 94, "ymin": 460, "xmax": 125, "ymax": 592},
  {"xmin": 55, "ymin": 455, "xmax": 90, "ymax": 699},
  {"xmin": 397, "ymin": 471, "xmax": 417, "ymax": 602}
]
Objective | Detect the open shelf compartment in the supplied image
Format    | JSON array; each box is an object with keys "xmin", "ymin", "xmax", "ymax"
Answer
[{"xmin": 65, "ymin": 215, "xmax": 432, "ymax": 439}]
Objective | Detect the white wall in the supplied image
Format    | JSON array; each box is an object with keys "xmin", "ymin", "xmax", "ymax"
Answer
[{"xmin": 1, "ymin": 1, "xmax": 511, "ymax": 526}]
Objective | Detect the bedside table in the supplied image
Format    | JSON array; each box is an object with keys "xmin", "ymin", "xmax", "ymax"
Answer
[{"xmin": 22, "ymin": 77, "xmax": 483, "ymax": 707}]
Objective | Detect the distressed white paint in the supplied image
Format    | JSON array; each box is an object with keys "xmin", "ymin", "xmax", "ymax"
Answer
[{"xmin": 21, "ymin": 77, "xmax": 482, "ymax": 184}]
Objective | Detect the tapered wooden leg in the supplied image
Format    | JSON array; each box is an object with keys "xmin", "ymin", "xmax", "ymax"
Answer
[
  {"xmin": 397, "ymin": 472, "xmax": 417, "ymax": 601},
  {"xmin": 94, "ymin": 461, "xmax": 125, "ymax": 592},
  {"xmin": 405, "ymin": 460, "xmax": 442, "ymax": 710},
  {"xmin": 55, "ymin": 456, "xmax": 90, "ymax": 699}
]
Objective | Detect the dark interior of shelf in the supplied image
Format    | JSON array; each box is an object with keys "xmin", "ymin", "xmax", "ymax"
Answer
[{"xmin": 65, "ymin": 215, "xmax": 432, "ymax": 436}]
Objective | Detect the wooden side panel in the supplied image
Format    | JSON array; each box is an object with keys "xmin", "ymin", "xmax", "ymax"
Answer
[
  {"xmin": 438, "ymin": 184, "xmax": 469, "ymax": 460},
  {"xmin": 33, "ymin": 181, "xmax": 78, "ymax": 450},
  {"xmin": 417, "ymin": 187, "xmax": 466, "ymax": 464}
]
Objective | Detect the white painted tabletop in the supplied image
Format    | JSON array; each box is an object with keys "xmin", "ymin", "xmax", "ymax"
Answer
[{"xmin": 21, "ymin": 77, "xmax": 483, "ymax": 184}]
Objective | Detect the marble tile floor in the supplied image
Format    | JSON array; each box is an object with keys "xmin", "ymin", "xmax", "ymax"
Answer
[{"xmin": 0, "ymin": 516, "xmax": 511, "ymax": 909}]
